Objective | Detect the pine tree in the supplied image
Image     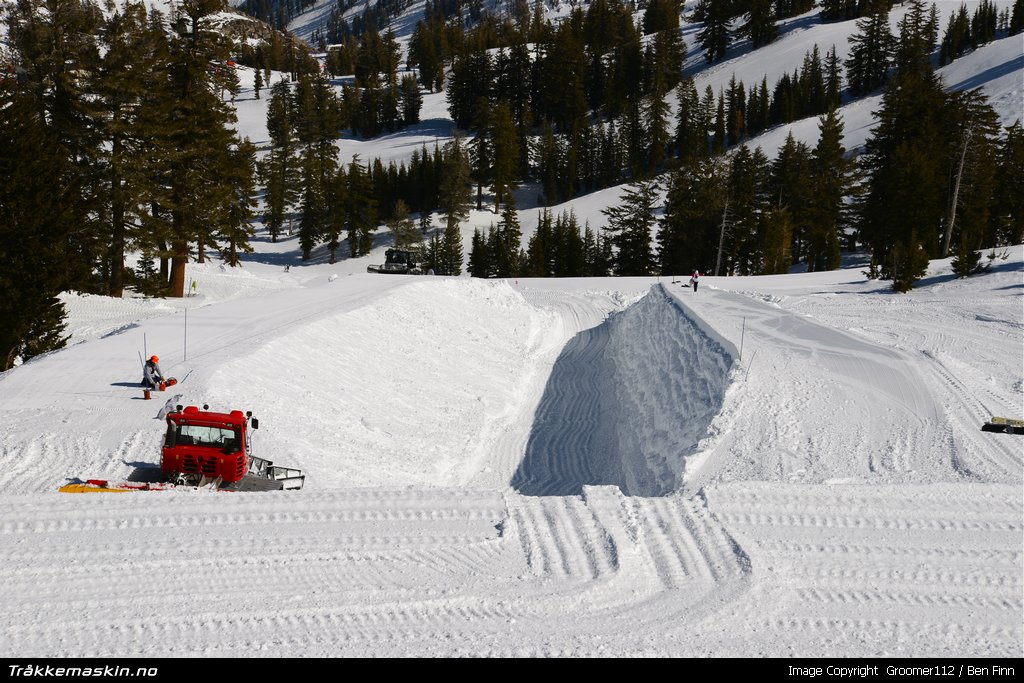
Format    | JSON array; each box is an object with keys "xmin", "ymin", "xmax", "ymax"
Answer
[
  {"xmin": 857, "ymin": 67, "xmax": 949, "ymax": 288},
  {"xmin": 490, "ymin": 102, "xmax": 521, "ymax": 212},
  {"xmin": 888, "ymin": 235, "xmax": 930, "ymax": 292},
  {"xmin": 746, "ymin": 77, "xmax": 771, "ymax": 137},
  {"xmin": 446, "ymin": 46, "xmax": 493, "ymax": 129},
  {"xmin": 438, "ymin": 224, "xmax": 464, "ymax": 276},
  {"xmin": 218, "ymin": 138, "xmax": 258, "ymax": 266},
  {"xmin": 726, "ymin": 144, "xmax": 771, "ymax": 275},
  {"xmin": 298, "ymin": 160, "xmax": 323, "ymax": 260},
  {"xmin": 941, "ymin": 89, "xmax": 1000, "ymax": 257},
  {"xmin": 659, "ymin": 156, "xmax": 728, "ymax": 276},
  {"xmin": 468, "ymin": 227, "xmax": 492, "ymax": 277},
  {"xmin": 388, "ymin": 199, "xmax": 421, "ymax": 250},
  {"xmin": 895, "ymin": 0, "xmax": 938, "ymax": 77},
  {"xmin": 495, "ymin": 41, "xmax": 533, "ymax": 131},
  {"xmin": 602, "ymin": 180, "xmax": 659, "ymax": 275},
  {"xmin": 725, "ymin": 75, "xmax": 746, "ymax": 146},
  {"xmin": 438, "ymin": 133, "xmax": 473, "ymax": 237},
  {"xmin": 133, "ymin": 251, "xmax": 166, "ymax": 296},
  {"xmin": 492, "ymin": 196, "xmax": 523, "ymax": 277},
  {"xmin": 745, "ymin": 0, "xmax": 779, "ymax": 48},
  {"xmin": 970, "ymin": 0, "xmax": 998, "ymax": 46},
  {"xmin": 1011, "ymin": 0, "xmax": 1024, "ymax": 34},
  {"xmin": 553, "ymin": 210, "xmax": 586, "ymax": 277},
  {"xmin": 695, "ymin": 0, "xmax": 735, "ymax": 63},
  {"xmin": 991, "ymin": 121, "xmax": 1024, "ymax": 245},
  {"xmin": 601, "ymin": 13, "xmax": 644, "ymax": 119},
  {"xmin": 712, "ymin": 92, "xmax": 727, "ymax": 154},
  {"xmin": 261, "ymin": 79, "xmax": 300, "ymax": 242},
  {"xmin": 950, "ymin": 241, "xmax": 983, "ymax": 277},
  {"xmin": 8, "ymin": 0, "xmax": 104, "ymax": 294},
  {"xmin": 469, "ymin": 98, "xmax": 494, "ymax": 210},
  {"xmin": 525, "ymin": 209, "xmax": 555, "ymax": 277},
  {"xmin": 759, "ymin": 207, "xmax": 793, "ymax": 274},
  {"xmin": 845, "ymin": 2, "xmax": 895, "ymax": 96},
  {"xmin": 583, "ymin": 222, "xmax": 613, "ymax": 276},
  {"xmin": 645, "ymin": 6, "xmax": 685, "ymax": 95},
  {"xmin": 161, "ymin": 0, "xmax": 246, "ymax": 296},
  {"xmin": 824, "ymin": 45, "xmax": 842, "ymax": 109},
  {"xmin": 345, "ymin": 159, "xmax": 378, "ymax": 258},
  {"xmin": 805, "ymin": 107, "xmax": 850, "ymax": 271},
  {"xmin": 295, "ymin": 72, "xmax": 341, "ymax": 258},
  {"xmin": 534, "ymin": 21, "xmax": 588, "ymax": 130},
  {"xmin": 776, "ymin": 0, "xmax": 814, "ymax": 19},
  {"xmin": 939, "ymin": 4, "xmax": 971, "ymax": 66},
  {"xmin": 399, "ymin": 73, "xmax": 422, "ymax": 125},
  {"xmin": 770, "ymin": 132, "xmax": 814, "ymax": 264},
  {"xmin": 408, "ymin": 20, "xmax": 443, "ymax": 91},
  {"xmin": 800, "ymin": 45, "xmax": 826, "ymax": 117},
  {"xmin": 537, "ymin": 121, "xmax": 560, "ymax": 205},
  {"xmin": 0, "ymin": 88, "xmax": 75, "ymax": 369},
  {"xmin": 646, "ymin": 87, "xmax": 672, "ymax": 171},
  {"xmin": 425, "ymin": 232, "xmax": 442, "ymax": 274},
  {"xmin": 674, "ymin": 77, "xmax": 706, "ymax": 161},
  {"xmin": 821, "ymin": 0, "xmax": 889, "ymax": 21},
  {"xmin": 91, "ymin": 3, "xmax": 161, "ymax": 297}
]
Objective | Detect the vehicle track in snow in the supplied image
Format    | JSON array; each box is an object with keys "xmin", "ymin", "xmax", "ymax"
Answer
[
  {"xmin": 0, "ymin": 483, "xmax": 755, "ymax": 657},
  {"xmin": 921, "ymin": 349, "xmax": 1022, "ymax": 481},
  {"xmin": 703, "ymin": 482, "xmax": 1023, "ymax": 656},
  {"xmin": 1, "ymin": 276, "xmax": 1020, "ymax": 657}
]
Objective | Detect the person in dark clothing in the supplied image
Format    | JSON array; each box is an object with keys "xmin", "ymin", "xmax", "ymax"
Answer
[{"xmin": 143, "ymin": 355, "xmax": 165, "ymax": 390}]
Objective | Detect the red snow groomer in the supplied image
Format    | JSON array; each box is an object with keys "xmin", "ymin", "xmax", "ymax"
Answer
[
  {"xmin": 161, "ymin": 405, "xmax": 304, "ymax": 491},
  {"xmin": 61, "ymin": 405, "xmax": 304, "ymax": 493}
]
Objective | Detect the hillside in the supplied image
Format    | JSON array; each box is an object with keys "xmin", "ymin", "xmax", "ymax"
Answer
[
  {"xmin": 221, "ymin": 0, "xmax": 1024, "ymax": 268},
  {"xmin": 1, "ymin": 244, "xmax": 1021, "ymax": 656},
  {"xmin": 0, "ymin": 0, "xmax": 1021, "ymax": 660}
]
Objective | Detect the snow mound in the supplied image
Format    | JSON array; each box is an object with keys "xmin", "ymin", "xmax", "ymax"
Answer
[
  {"xmin": 513, "ymin": 285, "xmax": 734, "ymax": 496},
  {"xmin": 206, "ymin": 278, "xmax": 560, "ymax": 488}
]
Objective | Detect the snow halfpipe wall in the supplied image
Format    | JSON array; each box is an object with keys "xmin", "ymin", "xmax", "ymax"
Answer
[{"xmin": 512, "ymin": 285, "xmax": 734, "ymax": 496}]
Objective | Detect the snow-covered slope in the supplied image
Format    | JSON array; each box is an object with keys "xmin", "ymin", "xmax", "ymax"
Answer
[
  {"xmin": 0, "ymin": 247, "xmax": 1021, "ymax": 657},
  {"xmin": 2, "ymin": 0, "xmax": 1022, "ymax": 659},
  {"xmin": 227, "ymin": 0, "xmax": 1024, "ymax": 264}
]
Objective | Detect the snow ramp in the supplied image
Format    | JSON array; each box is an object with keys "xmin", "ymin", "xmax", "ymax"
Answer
[{"xmin": 512, "ymin": 284, "xmax": 734, "ymax": 496}]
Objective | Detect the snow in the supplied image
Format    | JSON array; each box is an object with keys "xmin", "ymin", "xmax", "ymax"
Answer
[
  {"xmin": 1, "ymin": 242, "xmax": 1021, "ymax": 656},
  {"xmin": 1, "ymin": 0, "xmax": 1022, "ymax": 660}
]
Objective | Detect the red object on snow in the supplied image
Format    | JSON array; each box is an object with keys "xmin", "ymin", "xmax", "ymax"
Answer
[{"xmin": 162, "ymin": 407, "xmax": 252, "ymax": 485}]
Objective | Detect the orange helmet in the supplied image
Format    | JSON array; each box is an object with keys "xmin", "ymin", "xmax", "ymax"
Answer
[{"xmin": 150, "ymin": 355, "xmax": 159, "ymax": 363}]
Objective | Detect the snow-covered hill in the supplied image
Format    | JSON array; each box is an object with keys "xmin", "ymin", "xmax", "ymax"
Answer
[
  {"xmin": 1, "ymin": 244, "xmax": 1021, "ymax": 656},
  {"xmin": 1, "ymin": 0, "xmax": 1021, "ymax": 659},
  {"xmin": 220, "ymin": 0, "xmax": 1024, "ymax": 263}
]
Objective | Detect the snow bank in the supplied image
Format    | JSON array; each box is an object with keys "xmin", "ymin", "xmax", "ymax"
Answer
[
  {"xmin": 514, "ymin": 284, "xmax": 734, "ymax": 496},
  {"xmin": 205, "ymin": 278, "xmax": 560, "ymax": 488}
]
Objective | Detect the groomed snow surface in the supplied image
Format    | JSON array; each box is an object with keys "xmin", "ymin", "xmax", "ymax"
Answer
[
  {"xmin": 0, "ymin": 246, "xmax": 1021, "ymax": 657},
  {"xmin": 2, "ymin": 0, "xmax": 1021, "ymax": 658}
]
